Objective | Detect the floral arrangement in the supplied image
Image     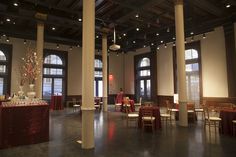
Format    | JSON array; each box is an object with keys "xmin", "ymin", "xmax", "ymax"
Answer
[{"xmin": 20, "ymin": 46, "xmax": 42, "ymax": 85}]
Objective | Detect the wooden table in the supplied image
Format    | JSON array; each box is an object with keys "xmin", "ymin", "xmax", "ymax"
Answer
[
  {"xmin": 220, "ymin": 109, "xmax": 236, "ymax": 136},
  {"xmin": 138, "ymin": 106, "xmax": 162, "ymax": 130},
  {"xmin": 0, "ymin": 103, "xmax": 49, "ymax": 149},
  {"xmin": 50, "ymin": 95, "xmax": 63, "ymax": 110}
]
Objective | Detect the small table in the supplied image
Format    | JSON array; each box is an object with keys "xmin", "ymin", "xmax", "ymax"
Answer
[
  {"xmin": 50, "ymin": 95, "xmax": 63, "ymax": 110},
  {"xmin": 138, "ymin": 106, "xmax": 162, "ymax": 130},
  {"xmin": 0, "ymin": 103, "xmax": 49, "ymax": 149},
  {"xmin": 220, "ymin": 109, "xmax": 236, "ymax": 136}
]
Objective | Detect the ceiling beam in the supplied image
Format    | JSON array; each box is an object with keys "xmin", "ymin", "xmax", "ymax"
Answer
[{"xmin": 188, "ymin": 0, "xmax": 222, "ymax": 17}]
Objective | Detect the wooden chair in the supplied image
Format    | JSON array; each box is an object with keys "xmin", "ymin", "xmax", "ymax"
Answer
[
  {"xmin": 142, "ymin": 109, "xmax": 155, "ymax": 132},
  {"xmin": 72, "ymin": 98, "xmax": 80, "ymax": 112},
  {"xmin": 166, "ymin": 100, "xmax": 178, "ymax": 121},
  {"xmin": 114, "ymin": 98, "xmax": 122, "ymax": 111},
  {"xmin": 94, "ymin": 97, "xmax": 102, "ymax": 111},
  {"xmin": 160, "ymin": 102, "xmax": 172, "ymax": 126},
  {"xmin": 233, "ymin": 120, "xmax": 236, "ymax": 136},
  {"xmin": 187, "ymin": 102, "xmax": 196, "ymax": 123},
  {"xmin": 203, "ymin": 106, "xmax": 222, "ymax": 133},
  {"xmin": 126, "ymin": 112, "xmax": 139, "ymax": 127},
  {"xmin": 195, "ymin": 100, "xmax": 205, "ymax": 120}
]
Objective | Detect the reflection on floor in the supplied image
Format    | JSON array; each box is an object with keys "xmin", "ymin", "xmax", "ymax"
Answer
[{"xmin": 0, "ymin": 106, "xmax": 236, "ymax": 157}]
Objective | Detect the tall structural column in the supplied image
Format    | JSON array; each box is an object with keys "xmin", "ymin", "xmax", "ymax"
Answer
[
  {"xmin": 35, "ymin": 22, "xmax": 44, "ymax": 99},
  {"xmin": 174, "ymin": 0, "xmax": 188, "ymax": 126},
  {"xmin": 81, "ymin": 0, "xmax": 95, "ymax": 149},
  {"xmin": 102, "ymin": 33, "xmax": 108, "ymax": 112}
]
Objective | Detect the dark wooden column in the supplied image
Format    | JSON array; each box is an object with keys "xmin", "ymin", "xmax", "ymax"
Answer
[{"xmin": 223, "ymin": 23, "xmax": 236, "ymax": 97}]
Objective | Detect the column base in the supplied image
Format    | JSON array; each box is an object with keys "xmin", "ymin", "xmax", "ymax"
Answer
[
  {"xmin": 103, "ymin": 97, "xmax": 108, "ymax": 112},
  {"xmin": 81, "ymin": 108, "xmax": 95, "ymax": 149}
]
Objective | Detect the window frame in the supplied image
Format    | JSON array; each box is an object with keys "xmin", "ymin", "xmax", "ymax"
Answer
[
  {"xmin": 43, "ymin": 49, "xmax": 67, "ymax": 102},
  {"xmin": 0, "ymin": 43, "xmax": 12, "ymax": 96}
]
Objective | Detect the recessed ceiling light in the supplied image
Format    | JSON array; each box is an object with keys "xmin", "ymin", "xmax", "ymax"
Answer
[
  {"xmin": 157, "ymin": 46, "xmax": 160, "ymax": 50},
  {"xmin": 160, "ymin": 40, "xmax": 163, "ymax": 43},
  {"xmin": 133, "ymin": 41, "xmax": 136, "ymax": 44},
  {"xmin": 190, "ymin": 32, "xmax": 194, "ymax": 35},
  {"xmin": 123, "ymin": 33, "xmax": 126, "ymax": 36},
  {"xmin": 6, "ymin": 37, "xmax": 9, "ymax": 42},
  {"xmin": 173, "ymin": 42, "xmax": 176, "ymax": 46},
  {"xmin": 2, "ymin": 34, "xmax": 6, "ymax": 37},
  {"xmin": 52, "ymin": 27, "xmax": 56, "ymax": 30},
  {"xmin": 151, "ymin": 43, "xmax": 154, "ymax": 46},
  {"xmin": 23, "ymin": 39, "xmax": 26, "ymax": 44},
  {"xmin": 77, "ymin": 44, "xmax": 80, "ymax": 47},
  {"xmin": 136, "ymin": 27, "xmax": 140, "ymax": 31},
  {"xmin": 13, "ymin": 3, "xmax": 18, "ymax": 7},
  {"xmin": 173, "ymin": 37, "xmax": 176, "ymax": 40},
  {"xmin": 203, "ymin": 33, "xmax": 206, "ymax": 39},
  {"xmin": 78, "ymin": 18, "xmax": 82, "ymax": 22},
  {"xmin": 164, "ymin": 43, "xmax": 167, "ymax": 48},
  {"xmin": 226, "ymin": 4, "xmax": 231, "ymax": 8},
  {"xmin": 13, "ymin": 22, "xmax": 16, "ymax": 24},
  {"xmin": 143, "ymin": 45, "xmax": 146, "ymax": 48},
  {"xmin": 156, "ymin": 33, "xmax": 159, "ymax": 36},
  {"xmin": 135, "ymin": 14, "xmax": 139, "ymax": 18},
  {"xmin": 6, "ymin": 18, "xmax": 11, "ymax": 22},
  {"xmin": 96, "ymin": 35, "xmax": 99, "ymax": 38},
  {"xmin": 56, "ymin": 44, "xmax": 59, "ymax": 49}
]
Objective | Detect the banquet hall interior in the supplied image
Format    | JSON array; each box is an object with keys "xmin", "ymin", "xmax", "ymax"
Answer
[{"xmin": 0, "ymin": 0, "xmax": 236, "ymax": 157}]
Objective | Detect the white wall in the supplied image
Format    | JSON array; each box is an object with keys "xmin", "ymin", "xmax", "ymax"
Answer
[
  {"xmin": 156, "ymin": 45, "xmax": 174, "ymax": 95},
  {"xmin": 201, "ymin": 27, "xmax": 228, "ymax": 97}
]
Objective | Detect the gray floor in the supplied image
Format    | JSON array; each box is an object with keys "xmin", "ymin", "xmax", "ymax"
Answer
[{"xmin": 1, "ymin": 106, "xmax": 236, "ymax": 157}]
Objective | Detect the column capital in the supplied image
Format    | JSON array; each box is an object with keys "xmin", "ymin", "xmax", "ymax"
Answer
[
  {"xmin": 174, "ymin": 0, "xmax": 183, "ymax": 5},
  {"xmin": 35, "ymin": 12, "xmax": 47, "ymax": 21}
]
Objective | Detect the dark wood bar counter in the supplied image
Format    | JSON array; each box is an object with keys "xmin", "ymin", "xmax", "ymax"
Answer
[{"xmin": 0, "ymin": 101, "xmax": 49, "ymax": 149}]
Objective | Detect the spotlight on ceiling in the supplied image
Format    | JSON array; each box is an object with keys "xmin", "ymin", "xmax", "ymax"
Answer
[
  {"xmin": 160, "ymin": 40, "xmax": 163, "ymax": 43},
  {"xmin": 135, "ymin": 13, "xmax": 139, "ymax": 18},
  {"xmin": 13, "ymin": 2, "xmax": 18, "ymax": 7},
  {"xmin": 69, "ymin": 46, "xmax": 72, "ymax": 51},
  {"xmin": 226, "ymin": 4, "xmax": 231, "ymax": 8},
  {"xmin": 56, "ymin": 44, "xmax": 59, "ymax": 49},
  {"xmin": 23, "ymin": 39, "xmax": 26, "ymax": 44},
  {"xmin": 52, "ymin": 27, "xmax": 56, "ymax": 31},
  {"xmin": 156, "ymin": 33, "xmax": 159, "ymax": 36},
  {"xmin": 6, "ymin": 37, "xmax": 9, "ymax": 42},
  {"xmin": 133, "ymin": 40, "xmax": 136, "ymax": 44},
  {"xmin": 164, "ymin": 43, "xmax": 167, "ymax": 48},
  {"xmin": 123, "ymin": 33, "xmax": 126, "ymax": 36},
  {"xmin": 78, "ymin": 18, "xmax": 82, "ymax": 22},
  {"xmin": 6, "ymin": 18, "xmax": 11, "ymax": 22},
  {"xmin": 173, "ymin": 42, "xmax": 176, "ymax": 46},
  {"xmin": 136, "ymin": 27, "xmax": 140, "ymax": 31},
  {"xmin": 190, "ymin": 32, "xmax": 194, "ymax": 35},
  {"xmin": 203, "ymin": 33, "xmax": 206, "ymax": 39}
]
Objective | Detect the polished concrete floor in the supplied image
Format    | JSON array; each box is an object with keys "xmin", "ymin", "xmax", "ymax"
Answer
[{"xmin": 0, "ymin": 106, "xmax": 236, "ymax": 157}]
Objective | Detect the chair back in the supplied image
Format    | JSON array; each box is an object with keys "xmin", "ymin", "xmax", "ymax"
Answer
[
  {"xmin": 142, "ymin": 108, "xmax": 153, "ymax": 118},
  {"xmin": 187, "ymin": 102, "xmax": 195, "ymax": 110},
  {"xmin": 72, "ymin": 98, "xmax": 77, "ymax": 105}
]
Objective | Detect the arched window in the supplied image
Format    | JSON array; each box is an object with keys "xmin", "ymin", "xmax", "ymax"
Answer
[
  {"xmin": 139, "ymin": 57, "xmax": 150, "ymax": 67},
  {"xmin": 0, "ymin": 44, "xmax": 11, "ymax": 96},
  {"xmin": 94, "ymin": 58, "xmax": 103, "ymax": 97},
  {"xmin": 185, "ymin": 48, "xmax": 200, "ymax": 105},
  {"xmin": 136, "ymin": 57, "xmax": 151, "ymax": 100},
  {"xmin": 43, "ymin": 51, "xmax": 67, "ymax": 100}
]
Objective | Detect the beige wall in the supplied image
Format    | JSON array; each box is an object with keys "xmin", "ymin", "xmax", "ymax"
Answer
[
  {"xmin": 201, "ymin": 27, "xmax": 228, "ymax": 97},
  {"xmin": 0, "ymin": 25, "xmax": 230, "ymax": 98},
  {"xmin": 108, "ymin": 53, "xmax": 124, "ymax": 94},
  {"xmin": 0, "ymin": 37, "xmax": 82, "ymax": 96},
  {"xmin": 156, "ymin": 45, "xmax": 174, "ymax": 95}
]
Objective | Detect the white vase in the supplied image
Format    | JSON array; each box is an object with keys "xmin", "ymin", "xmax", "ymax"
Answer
[
  {"xmin": 27, "ymin": 84, "xmax": 36, "ymax": 99},
  {"xmin": 18, "ymin": 86, "xmax": 24, "ymax": 98}
]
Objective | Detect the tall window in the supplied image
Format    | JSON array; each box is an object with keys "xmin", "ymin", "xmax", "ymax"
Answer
[
  {"xmin": 94, "ymin": 58, "xmax": 103, "ymax": 97},
  {"xmin": 185, "ymin": 49, "xmax": 200, "ymax": 104},
  {"xmin": 43, "ymin": 50, "xmax": 67, "ymax": 100},
  {"xmin": 0, "ymin": 44, "xmax": 12, "ymax": 96},
  {"xmin": 173, "ymin": 41, "xmax": 202, "ymax": 106},
  {"xmin": 137, "ymin": 57, "xmax": 151, "ymax": 100}
]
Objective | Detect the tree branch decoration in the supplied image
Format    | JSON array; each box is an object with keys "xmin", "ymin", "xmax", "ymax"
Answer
[{"xmin": 20, "ymin": 46, "xmax": 42, "ymax": 85}]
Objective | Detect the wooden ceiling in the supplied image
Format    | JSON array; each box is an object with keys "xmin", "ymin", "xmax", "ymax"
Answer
[{"xmin": 0, "ymin": 0, "xmax": 236, "ymax": 52}]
